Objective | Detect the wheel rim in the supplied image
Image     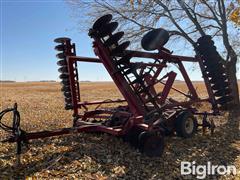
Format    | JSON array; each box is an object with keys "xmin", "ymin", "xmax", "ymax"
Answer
[{"xmin": 185, "ymin": 117, "xmax": 194, "ymax": 134}]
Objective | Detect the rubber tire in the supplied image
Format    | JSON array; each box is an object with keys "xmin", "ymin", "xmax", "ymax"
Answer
[{"xmin": 175, "ymin": 111, "xmax": 197, "ymax": 138}]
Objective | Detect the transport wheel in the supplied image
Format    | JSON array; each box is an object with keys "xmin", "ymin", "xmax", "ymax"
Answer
[
  {"xmin": 175, "ymin": 111, "xmax": 197, "ymax": 138},
  {"xmin": 138, "ymin": 131, "xmax": 164, "ymax": 157}
]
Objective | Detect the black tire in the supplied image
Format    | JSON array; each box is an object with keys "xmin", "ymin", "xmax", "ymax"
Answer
[
  {"xmin": 175, "ymin": 111, "xmax": 197, "ymax": 138},
  {"xmin": 138, "ymin": 131, "xmax": 164, "ymax": 157}
]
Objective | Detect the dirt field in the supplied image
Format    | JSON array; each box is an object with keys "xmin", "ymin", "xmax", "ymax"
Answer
[{"xmin": 0, "ymin": 82, "xmax": 240, "ymax": 179}]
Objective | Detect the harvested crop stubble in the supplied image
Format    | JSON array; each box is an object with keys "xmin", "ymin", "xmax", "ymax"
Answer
[{"xmin": 0, "ymin": 82, "xmax": 239, "ymax": 179}]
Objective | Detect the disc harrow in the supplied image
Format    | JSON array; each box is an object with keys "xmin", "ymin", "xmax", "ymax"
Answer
[
  {"xmin": 1, "ymin": 14, "xmax": 233, "ymax": 161},
  {"xmin": 54, "ymin": 37, "xmax": 80, "ymax": 110},
  {"xmin": 89, "ymin": 17, "xmax": 167, "ymax": 117},
  {"xmin": 195, "ymin": 35, "xmax": 233, "ymax": 108}
]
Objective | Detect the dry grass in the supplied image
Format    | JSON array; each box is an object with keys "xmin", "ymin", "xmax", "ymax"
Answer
[{"xmin": 0, "ymin": 82, "xmax": 239, "ymax": 179}]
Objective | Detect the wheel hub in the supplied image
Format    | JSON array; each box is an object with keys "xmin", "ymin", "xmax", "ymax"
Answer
[{"xmin": 185, "ymin": 117, "xmax": 194, "ymax": 134}]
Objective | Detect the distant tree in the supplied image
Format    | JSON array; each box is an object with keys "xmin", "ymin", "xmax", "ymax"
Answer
[{"xmin": 67, "ymin": 0, "xmax": 240, "ymax": 107}]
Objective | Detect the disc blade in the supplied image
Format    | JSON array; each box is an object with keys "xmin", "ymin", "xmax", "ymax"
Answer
[
  {"xmin": 55, "ymin": 44, "xmax": 65, "ymax": 51},
  {"xmin": 64, "ymin": 91, "xmax": 71, "ymax": 98},
  {"xmin": 116, "ymin": 53, "xmax": 132, "ymax": 65},
  {"xmin": 98, "ymin": 22, "xmax": 118, "ymax": 38},
  {"xmin": 58, "ymin": 66, "xmax": 68, "ymax": 73},
  {"xmin": 111, "ymin": 41, "xmax": 130, "ymax": 55},
  {"xmin": 61, "ymin": 85, "xmax": 71, "ymax": 92},
  {"xmin": 56, "ymin": 53, "xmax": 65, "ymax": 59},
  {"xmin": 65, "ymin": 97, "xmax": 72, "ymax": 103},
  {"xmin": 54, "ymin": 37, "xmax": 71, "ymax": 43},
  {"xmin": 104, "ymin": 31, "xmax": 124, "ymax": 47},
  {"xmin": 93, "ymin": 14, "xmax": 113, "ymax": 30},
  {"xmin": 57, "ymin": 59, "xmax": 67, "ymax": 66},
  {"xmin": 59, "ymin": 73, "xmax": 69, "ymax": 79},
  {"xmin": 216, "ymin": 96, "xmax": 233, "ymax": 105},
  {"xmin": 214, "ymin": 88, "xmax": 231, "ymax": 97}
]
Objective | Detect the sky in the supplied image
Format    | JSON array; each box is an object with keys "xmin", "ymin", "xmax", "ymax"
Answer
[{"xmin": 1, "ymin": 0, "xmax": 240, "ymax": 82}]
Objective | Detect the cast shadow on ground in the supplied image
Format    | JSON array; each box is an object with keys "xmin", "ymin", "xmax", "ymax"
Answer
[{"xmin": 1, "ymin": 110, "xmax": 239, "ymax": 179}]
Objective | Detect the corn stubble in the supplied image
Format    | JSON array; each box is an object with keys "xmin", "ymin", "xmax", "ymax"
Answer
[{"xmin": 0, "ymin": 82, "xmax": 239, "ymax": 179}]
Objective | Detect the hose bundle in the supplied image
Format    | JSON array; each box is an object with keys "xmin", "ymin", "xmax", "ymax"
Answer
[{"xmin": 0, "ymin": 103, "xmax": 25, "ymax": 143}]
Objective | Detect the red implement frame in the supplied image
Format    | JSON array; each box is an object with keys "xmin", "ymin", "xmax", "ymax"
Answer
[{"xmin": 3, "ymin": 37, "xmax": 219, "ymax": 156}]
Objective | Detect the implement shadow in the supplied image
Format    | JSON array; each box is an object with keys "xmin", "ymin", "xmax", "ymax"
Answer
[{"xmin": 1, "ymin": 111, "xmax": 239, "ymax": 179}]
